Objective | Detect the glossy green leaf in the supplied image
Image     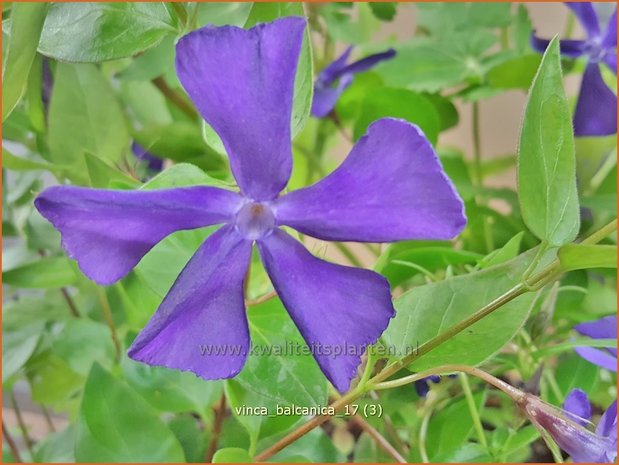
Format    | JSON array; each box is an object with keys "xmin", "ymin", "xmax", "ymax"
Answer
[
  {"xmin": 245, "ymin": 2, "xmax": 313, "ymax": 138},
  {"xmin": 3, "ymin": 257, "xmax": 76, "ymax": 288},
  {"xmin": 353, "ymin": 88, "xmax": 440, "ymax": 144},
  {"xmin": 226, "ymin": 298, "xmax": 328, "ymax": 441},
  {"xmin": 212, "ymin": 447, "xmax": 252, "ymax": 463},
  {"xmin": 48, "ymin": 63, "xmax": 130, "ymax": 178},
  {"xmin": 517, "ymin": 37, "xmax": 579, "ymax": 246},
  {"xmin": 123, "ymin": 357, "xmax": 222, "ymax": 414},
  {"xmin": 2, "ymin": 2, "xmax": 48, "ymax": 121},
  {"xmin": 383, "ymin": 251, "xmax": 543, "ymax": 370},
  {"xmin": 75, "ymin": 364, "xmax": 185, "ymax": 462},
  {"xmin": 38, "ymin": 3, "xmax": 176, "ymax": 62},
  {"xmin": 558, "ymin": 244, "xmax": 618, "ymax": 271}
]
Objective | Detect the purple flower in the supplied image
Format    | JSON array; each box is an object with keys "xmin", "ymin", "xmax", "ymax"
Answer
[
  {"xmin": 311, "ymin": 46, "xmax": 396, "ymax": 118},
  {"xmin": 132, "ymin": 141, "xmax": 164, "ymax": 173},
  {"xmin": 573, "ymin": 315, "xmax": 617, "ymax": 371},
  {"xmin": 34, "ymin": 18, "xmax": 465, "ymax": 393},
  {"xmin": 520, "ymin": 391, "xmax": 617, "ymax": 463},
  {"xmin": 562, "ymin": 389, "xmax": 617, "ymax": 462},
  {"xmin": 531, "ymin": 3, "xmax": 617, "ymax": 136},
  {"xmin": 414, "ymin": 375, "xmax": 441, "ymax": 397}
]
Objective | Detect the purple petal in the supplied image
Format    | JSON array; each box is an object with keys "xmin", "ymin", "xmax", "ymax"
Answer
[
  {"xmin": 128, "ymin": 225, "xmax": 252, "ymax": 379},
  {"xmin": 317, "ymin": 46, "xmax": 354, "ymax": 86},
  {"xmin": 573, "ymin": 63, "xmax": 618, "ymax": 137},
  {"xmin": 257, "ymin": 229, "xmax": 395, "ymax": 392},
  {"xmin": 566, "ymin": 2, "xmax": 601, "ymax": 38},
  {"xmin": 414, "ymin": 375, "xmax": 441, "ymax": 397},
  {"xmin": 526, "ymin": 396, "xmax": 615, "ymax": 463},
  {"xmin": 575, "ymin": 316, "xmax": 617, "ymax": 340},
  {"xmin": 602, "ymin": 9, "xmax": 617, "ymax": 47},
  {"xmin": 597, "ymin": 401, "xmax": 618, "ymax": 438},
  {"xmin": 574, "ymin": 346, "xmax": 617, "ymax": 371},
  {"xmin": 338, "ymin": 48, "xmax": 396, "ymax": 75},
  {"xmin": 530, "ymin": 33, "xmax": 587, "ymax": 58},
  {"xmin": 563, "ymin": 388, "xmax": 592, "ymax": 425},
  {"xmin": 35, "ymin": 186, "xmax": 242, "ymax": 285},
  {"xmin": 132, "ymin": 141, "xmax": 163, "ymax": 172},
  {"xmin": 274, "ymin": 118, "xmax": 466, "ymax": 242},
  {"xmin": 603, "ymin": 52, "xmax": 617, "ymax": 73},
  {"xmin": 311, "ymin": 73, "xmax": 354, "ymax": 118},
  {"xmin": 175, "ymin": 17, "xmax": 305, "ymax": 200}
]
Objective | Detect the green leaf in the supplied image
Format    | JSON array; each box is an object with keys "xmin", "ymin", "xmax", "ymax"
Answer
[
  {"xmin": 383, "ymin": 251, "xmax": 542, "ymax": 370},
  {"xmin": 135, "ymin": 164, "xmax": 227, "ymax": 296},
  {"xmin": 558, "ymin": 244, "xmax": 618, "ymax": 271},
  {"xmin": 2, "ymin": 321, "xmax": 44, "ymax": 383},
  {"xmin": 84, "ymin": 152, "xmax": 140, "ymax": 188},
  {"xmin": 417, "ymin": 3, "xmax": 512, "ymax": 34},
  {"xmin": 2, "ymin": 2, "xmax": 48, "ymax": 121},
  {"xmin": 48, "ymin": 63, "xmax": 130, "ymax": 179},
  {"xmin": 76, "ymin": 364, "xmax": 185, "ymax": 462},
  {"xmin": 52, "ymin": 320, "xmax": 115, "ymax": 375},
  {"xmin": 375, "ymin": 243, "xmax": 481, "ymax": 287},
  {"xmin": 353, "ymin": 88, "xmax": 440, "ymax": 145},
  {"xmin": 212, "ymin": 448, "xmax": 252, "ymax": 463},
  {"xmin": 226, "ymin": 298, "xmax": 328, "ymax": 441},
  {"xmin": 3, "ymin": 257, "xmax": 76, "ymax": 288},
  {"xmin": 2, "ymin": 147, "xmax": 59, "ymax": 174},
  {"xmin": 478, "ymin": 231, "xmax": 524, "ymax": 269},
  {"xmin": 244, "ymin": 2, "xmax": 313, "ymax": 139},
  {"xmin": 38, "ymin": 3, "xmax": 176, "ymax": 62},
  {"xmin": 368, "ymin": 2, "xmax": 396, "ymax": 21},
  {"xmin": 487, "ymin": 54, "xmax": 542, "ymax": 90},
  {"xmin": 426, "ymin": 392, "xmax": 486, "ymax": 461},
  {"xmin": 33, "ymin": 426, "xmax": 76, "ymax": 463},
  {"xmin": 133, "ymin": 121, "xmax": 224, "ymax": 172},
  {"xmin": 517, "ymin": 37, "xmax": 579, "ymax": 246},
  {"xmin": 196, "ymin": 2, "xmax": 253, "ymax": 27},
  {"xmin": 123, "ymin": 357, "xmax": 223, "ymax": 414},
  {"xmin": 376, "ymin": 43, "xmax": 471, "ymax": 92}
]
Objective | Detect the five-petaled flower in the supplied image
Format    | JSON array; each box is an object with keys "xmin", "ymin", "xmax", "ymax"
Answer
[
  {"xmin": 311, "ymin": 45, "xmax": 396, "ymax": 118},
  {"xmin": 35, "ymin": 17, "xmax": 465, "ymax": 393},
  {"xmin": 519, "ymin": 390, "xmax": 617, "ymax": 463},
  {"xmin": 531, "ymin": 2, "xmax": 617, "ymax": 136},
  {"xmin": 573, "ymin": 315, "xmax": 617, "ymax": 371}
]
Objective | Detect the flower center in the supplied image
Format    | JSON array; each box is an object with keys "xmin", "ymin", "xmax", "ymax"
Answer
[
  {"xmin": 585, "ymin": 37, "xmax": 607, "ymax": 63},
  {"xmin": 235, "ymin": 201, "xmax": 275, "ymax": 240}
]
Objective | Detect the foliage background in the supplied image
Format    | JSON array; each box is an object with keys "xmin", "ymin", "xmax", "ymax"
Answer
[{"xmin": 2, "ymin": 2, "xmax": 617, "ymax": 463}]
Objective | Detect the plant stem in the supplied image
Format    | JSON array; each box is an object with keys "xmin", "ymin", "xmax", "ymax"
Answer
[
  {"xmin": 472, "ymin": 101, "xmax": 483, "ymax": 187},
  {"xmin": 152, "ymin": 76, "xmax": 198, "ymax": 120},
  {"xmin": 2, "ymin": 420, "xmax": 23, "ymax": 463},
  {"xmin": 205, "ymin": 395, "xmax": 226, "ymax": 462},
  {"xmin": 41, "ymin": 405, "xmax": 56, "ymax": 433},
  {"xmin": 254, "ymin": 220, "xmax": 617, "ymax": 461},
  {"xmin": 245, "ymin": 290, "xmax": 277, "ymax": 307},
  {"xmin": 459, "ymin": 373, "xmax": 489, "ymax": 450},
  {"xmin": 10, "ymin": 392, "xmax": 34, "ymax": 458},
  {"xmin": 349, "ymin": 415, "xmax": 406, "ymax": 463},
  {"xmin": 60, "ymin": 288, "xmax": 80, "ymax": 317},
  {"xmin": 333, "ymin": 242, "xmax": 364, "ymax": 268},
  {"xmin": 96, "ymin": 287, "xmax": 121, "ymax": 362}
]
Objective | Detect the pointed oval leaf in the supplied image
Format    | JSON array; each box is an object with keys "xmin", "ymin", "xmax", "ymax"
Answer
[{"xmin": 517, "ymin": 37, "xmax": 580, "ymax": 246}]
